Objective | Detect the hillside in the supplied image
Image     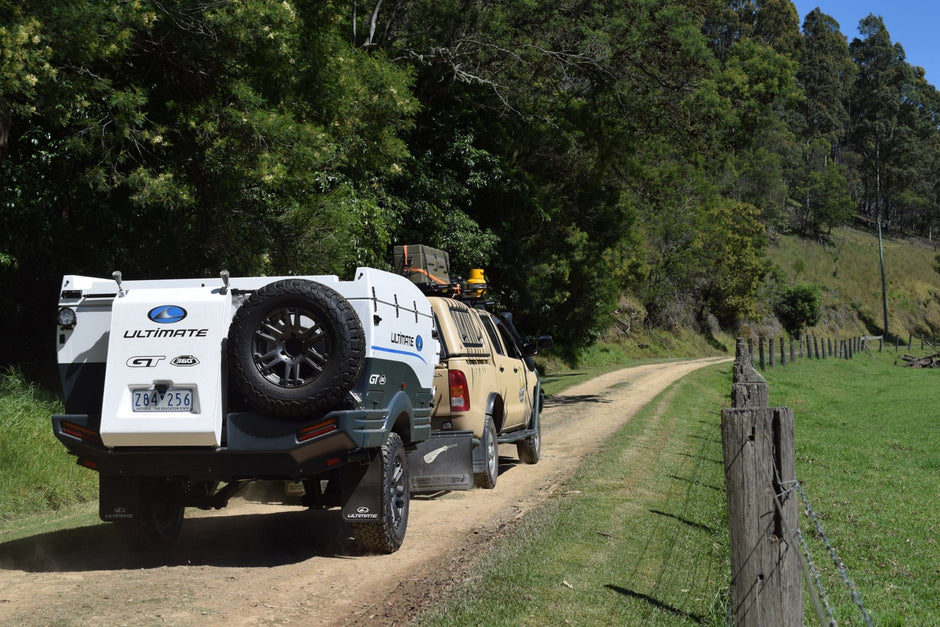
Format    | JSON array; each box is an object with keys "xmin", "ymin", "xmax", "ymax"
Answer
[{"xmin": 765, "ymin": 227, "xmax": 940, "ymax": 341}]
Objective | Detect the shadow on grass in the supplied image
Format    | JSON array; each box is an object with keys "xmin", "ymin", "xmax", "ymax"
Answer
[
  {"xmin": 668, "ymin": 474, "xmax": 723, "ymax": 492},
  {"xmin": 649, "ymin": 509, "xmax": 716, "ymax": 534},
  {"xmin": 604, "ymin": 585, "xmax": 705, "ymax": 624}
]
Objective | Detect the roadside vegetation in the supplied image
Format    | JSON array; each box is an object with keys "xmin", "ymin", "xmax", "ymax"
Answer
[
  {"xmin": 0, "ymin": 369, "xmax": 95, "ymax": 523},
  {"xmin": 417, "ymin": 350, "xmax": 939, "ymax": 626},
  {"xmin": 416, "ymin": 363, "xmax": 733, "ymax": 626}
]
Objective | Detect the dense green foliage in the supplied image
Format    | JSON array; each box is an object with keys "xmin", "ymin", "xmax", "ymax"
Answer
[
  {"xmin": 774, "ymin": 281, "xmax": 822, "ymax": 335},
  {"xmin": 2, "ymin": 1, "xmax": 939, "ymax": 362}
]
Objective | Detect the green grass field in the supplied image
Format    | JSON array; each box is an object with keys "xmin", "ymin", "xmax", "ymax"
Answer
[
  {"xmin": 764, "ymin": 347, "xmax": 940, "ymax": 626},
  {"xmin": 416, "ymin": 348, "xmax": 939, "ymax": 626}
]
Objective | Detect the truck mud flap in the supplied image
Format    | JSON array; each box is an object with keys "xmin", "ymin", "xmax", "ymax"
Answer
[{"xmin": 408, "ymin": 431, "xmax": 474, "ymax": 492}]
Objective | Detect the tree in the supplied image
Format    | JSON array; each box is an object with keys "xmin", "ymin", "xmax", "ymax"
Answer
[
  {"xmin": 0, "ymin": 1, "xmax": 420, "ymax": 363},
  {"xmin": 774, "ymin": 282, "xmax": 822, "ymax": 336},
  {"xmin": 848, "ymin": 14, "xmax": 913, "ymax": 229}
]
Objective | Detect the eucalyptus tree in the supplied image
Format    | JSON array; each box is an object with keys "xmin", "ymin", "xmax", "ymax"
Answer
[
  {"xmin": 791, "ymin": 8, "xmax": 856, "ymax": 237},
  {"xmin": 848, "ymin": 14, "xmax": 913, "ymax": 229}
]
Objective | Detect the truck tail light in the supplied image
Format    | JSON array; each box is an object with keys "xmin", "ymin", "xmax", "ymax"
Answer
[{"xmin": 448, "ymin": 370, "xmax": 470, "ymax": 412}]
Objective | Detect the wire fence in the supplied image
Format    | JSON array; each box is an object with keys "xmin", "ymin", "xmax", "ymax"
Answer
[
  {"xmin": 772, "ymin": 472, "xmax": 874, "ymax": 627},
  {"xmin": 749, "ymin": 333, "xmax": 940, "ymax": 371},
  {"xmin": 724, "ymin": 338, "xmax": 875, "ymax": 626}
]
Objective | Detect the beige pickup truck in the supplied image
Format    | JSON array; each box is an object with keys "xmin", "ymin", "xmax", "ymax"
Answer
[
  {"xmin": 427, "ymin": 296, "xmax": 551, "ymax": 488},
  {"xmin": 394, "ymin": 244, "xmax": 553, "ymax": 489}
]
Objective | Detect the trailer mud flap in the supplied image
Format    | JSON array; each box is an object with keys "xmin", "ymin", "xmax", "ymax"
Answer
[
  {"xmin": 340, "ymin": 452, "xmax": 384, "ymax": 523},
  {"xmin": 100, "ymin": 475, "xmax": 145, "ymax": 521},
  {"xmin": 408, "ymin": 431, "xmax": 474, "ymax": 492}
]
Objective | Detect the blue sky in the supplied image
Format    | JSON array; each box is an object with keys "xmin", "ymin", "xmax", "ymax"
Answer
[{"xmin": 791, "ymin": 1, "xmax": 939, "ymax": 86}]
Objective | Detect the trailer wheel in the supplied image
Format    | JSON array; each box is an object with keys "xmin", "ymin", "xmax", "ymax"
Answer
[
  {"xmin": 351, "ymin": 433, "xmax": 410, "ymax": 554},
  {"xmin": 228, "ymin": 279, "xmax": 365, "ymax": 416},
  {"xmin": 474, "ymin": 415, "xmax": 499, "ymax": 489}
]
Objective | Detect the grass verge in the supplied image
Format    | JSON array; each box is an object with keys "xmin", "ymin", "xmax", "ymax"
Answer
[
  {"xmin": 416, "ymin": 363, "xmax": 734, "ymax": 626},
  {"xmin": 416, "ymin": 346, "xmax": 939, "ymax": 626},
  {"xmin": 0, "ymin": 368, "xmax": 97, "ymax": 527}
]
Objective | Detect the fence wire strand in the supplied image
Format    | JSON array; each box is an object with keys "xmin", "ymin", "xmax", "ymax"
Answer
[
  {"xmin": 770, "ymin": 464, "xmax": 874, "ymax": 627},
  {"xmin": 793, "ymin": 481, "xmax": 874, "ymax": 626}
]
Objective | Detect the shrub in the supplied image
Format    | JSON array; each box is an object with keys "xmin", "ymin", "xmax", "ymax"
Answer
[{"xmin": 774, "ymin": 282, "xmax": 822, "ymax": 336}]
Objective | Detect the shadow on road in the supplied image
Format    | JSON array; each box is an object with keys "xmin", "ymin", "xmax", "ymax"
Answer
[
  {"xmin": 0, "ymin": 507, "xmax": 371, "ymax": 572},
  {"xmin": 542, "ymin": 393, "xmax": 611, "ymax": 407}
]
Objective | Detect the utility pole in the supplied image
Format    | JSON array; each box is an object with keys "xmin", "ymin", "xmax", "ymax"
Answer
[{"xmin": 878, "ymin": 218, "xmax": 889, "ymax": 338}]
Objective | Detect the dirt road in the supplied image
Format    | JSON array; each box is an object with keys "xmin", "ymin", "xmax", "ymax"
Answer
[{"xmin": 0, "ymin": 357, "xmax": 728, "ymax": 626}]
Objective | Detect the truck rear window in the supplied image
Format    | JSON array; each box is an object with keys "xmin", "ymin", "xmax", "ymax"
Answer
[{"xmin": 449, "ymin": 306, "xmax": 484, "ymax": 348}]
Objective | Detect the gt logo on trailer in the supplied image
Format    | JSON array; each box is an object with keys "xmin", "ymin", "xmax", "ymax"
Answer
[
  {"xmin": 127, "ymin": 356, "xmax": 165, "ymax": 368},
  {"xmin": 148, "ymin": 305, "xmax": 187, "ymax": 324}
]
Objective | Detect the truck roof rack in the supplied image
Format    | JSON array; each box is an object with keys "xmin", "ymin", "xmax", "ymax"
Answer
[{"xmin": 393, "ymin": 244, "xmax": 490, "ymax": 304}]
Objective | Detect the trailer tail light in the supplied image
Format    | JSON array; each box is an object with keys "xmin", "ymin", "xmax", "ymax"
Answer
[
  {"xmin": 298, "ymin": 419, "xmax": 337, "ymax": 442},
  {"xmin": 61, "ymin": 420, "xmax": 101, "ymax": 444},
  {"xmin": 79, "ymin": 458, "xmax": 99, "ymax": 470},
  {"xmin": 448, "ymin": 369, "xmax": 470, "ymax": 412}
]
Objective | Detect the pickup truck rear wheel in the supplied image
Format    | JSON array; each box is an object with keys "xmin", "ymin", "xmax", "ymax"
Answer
[
  {"xmin": 351, "ymin": 433, "xmax": 410, "ymax": 554},
  {"xmin": 517, "ymin": 419, "xmax": 541, "ymax": 464},
  {"xmin": 228, "ymin": 279, "xmax": 365, "ymax": 417},
  {"xmin": 517, "ymin": 389, "xmax": 544, "ymax": 464},
  {"xmin": 475, "ymin": 416, "xmax": 499, "ymax": 489}
]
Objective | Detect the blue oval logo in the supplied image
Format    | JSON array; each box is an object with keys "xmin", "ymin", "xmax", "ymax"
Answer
[
  {"xmin": 148, "ymin": 305, "xmax": 187, "ymax": 324},
  {"xmin": 416, "ymin": 335, "xmax": 424, "ymax": 351}
]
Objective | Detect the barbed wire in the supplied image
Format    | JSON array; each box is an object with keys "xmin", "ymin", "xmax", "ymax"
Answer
[
  {"xmin": 793, "ymin": 480, "xmax": 874, "ymax": 626},
  {"xmin": 771, "ymin": 469, "xmax": 874, "ymax": 627}
]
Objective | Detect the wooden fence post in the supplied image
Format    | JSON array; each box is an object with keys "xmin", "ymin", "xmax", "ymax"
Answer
[
  {"xmin": 759, "ymin": 337, "xmax": 766, "ymax": 370},
  {"xmin": 769, "ymin": 337, "xmax": 775, "ymax": 368},
  {"xmin": 789, "ymin": 337, "xmax": 795, "ymax": 363},
  {"xmin": 780, "ymin": 337, "xmax": 786, "ymax": 366},
  {"xmin": 722, "ymin": 340, "xmax": 802, "ymax": 626}
]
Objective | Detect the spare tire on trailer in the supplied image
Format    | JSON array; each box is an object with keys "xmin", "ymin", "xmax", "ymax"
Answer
[{"xmin": 228, "ymin": 279, "xmax": 365, "ymax": 417}]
